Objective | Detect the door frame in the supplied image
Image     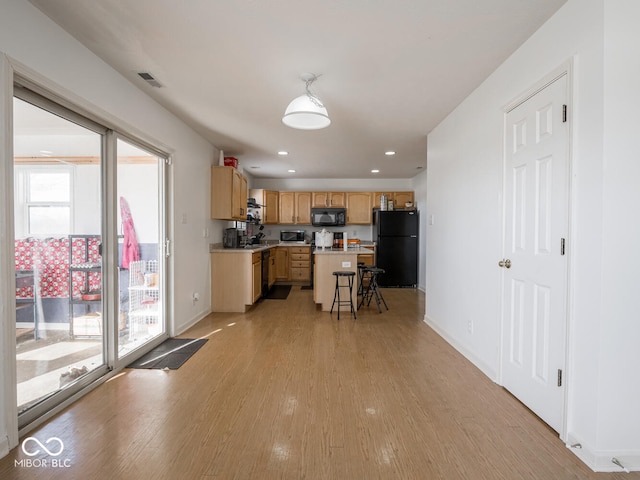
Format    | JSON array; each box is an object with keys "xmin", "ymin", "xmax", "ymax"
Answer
[{"xmin": 498, "ymin": 60, "xmax": 575, "ymax": 440}]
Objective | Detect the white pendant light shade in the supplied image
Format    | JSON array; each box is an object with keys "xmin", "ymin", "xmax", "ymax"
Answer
[
  {"xmin": 282, "ymin": 73, "xmax": 330, "ymax": 130},
  {"xmin": 282, "ymin": 94, "xmax": 331, "ymax": 130}
]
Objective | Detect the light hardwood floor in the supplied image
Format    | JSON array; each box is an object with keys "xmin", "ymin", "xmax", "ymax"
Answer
[{"xmin": 1, "ymin": 287, "xmax": 636, "ymax": 479}]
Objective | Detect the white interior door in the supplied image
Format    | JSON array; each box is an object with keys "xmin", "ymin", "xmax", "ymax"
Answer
[{"xmin": 501, "ymin": 74, "xmax": 569, "ymax": 433}]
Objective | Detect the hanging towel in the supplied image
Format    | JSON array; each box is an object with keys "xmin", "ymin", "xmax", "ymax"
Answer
[{"xmin": 120, "ymin": 196, "xmax": 140, "ymax": 269}]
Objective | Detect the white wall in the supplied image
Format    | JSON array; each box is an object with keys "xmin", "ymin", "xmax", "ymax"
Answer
[
  {"xmin": 598, "ymin": 0, "xmax": 640, "ymax": 455},
  {"xmin": 0, "ymin": 0, "xmax": 215, "ymax": 455},
  {"xmin": 411, "ymin": 169, "xmax": 428, "ymax": 291},
  {"xmin": 425, "ymin": 0, "xmax": 640, "ymax": 471}
]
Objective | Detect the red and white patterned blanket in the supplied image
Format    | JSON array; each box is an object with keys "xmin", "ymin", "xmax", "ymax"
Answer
[{"xmin": 15, "ymin": 237, "xmax": 101, "ymax": 299}]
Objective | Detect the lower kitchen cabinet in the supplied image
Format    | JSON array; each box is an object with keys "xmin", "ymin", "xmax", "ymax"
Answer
[
  {"xmin": 275, "ymin": 246, "xmax": 311, "ymax": 283},
  {"xmin": 252, "ymin": 252, "xmax": 261, "ymax": 303},
  {"xmin": 289, "ymin": 246, "xmax": 311, "ymax": 283},
  {"xmin": 275, "ymin": 247, "xmax": 289, "ymax": 281},
  {"xmin": 211, "ymin": 250, "xmax": 265, "ymax": 312}
]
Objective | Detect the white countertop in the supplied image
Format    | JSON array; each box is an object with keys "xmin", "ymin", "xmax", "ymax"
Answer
[{"xmin": 313, "ymin": 247, "xmax": 374, "ymax": 255}]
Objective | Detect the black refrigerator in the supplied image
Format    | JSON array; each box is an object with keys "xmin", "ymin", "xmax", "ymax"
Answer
[{"xmin": 372, "ymin": 210, "xmax": 418, "ymax": 287}]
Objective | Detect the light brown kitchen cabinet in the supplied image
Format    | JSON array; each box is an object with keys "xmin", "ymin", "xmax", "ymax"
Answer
[
  {"xmin": 373, "ymin": 192, "xmax": 393, "ymax": 210},
  {"xmin": 252, "ymin": 252, "xmax": 262, "ymax": 303},
  {"xmin": 210, "ymin": 251, "xmax": 259, "ymax": 312},
  {"xmin": 312, "ymin": 192, "xmax": 346, "ymax": 208},
  {"xmin": 274, "ymin": 246, "xmax": 311, "ymax": 283},
  {"xmin": 289, "ymin": 246, "xmax": 311, "ymax": 282},
  {"xmin": 394, "ymin": 191, "xmax": 414, "ymax": 208},
  {"xmin": 346, "ymin": 192, "xmax": 373, "ymax": 224},
  {"xmin": 373, "ymin": 191, "xmax": 414, "ymax": 210},
  {"xmin": 275, "ymin": 247, "xmax": 289, "ymax": 280},
  {"xmin": 211, "ymin": 166, "xmax": 248, "ymax": 221},
  {"xmin": 279, "ymin": 191, "xmax": 311, "ymax": 224},
  {"xmin": 249, "ymin": 188, "xmax": 279, "ymax": 224}
]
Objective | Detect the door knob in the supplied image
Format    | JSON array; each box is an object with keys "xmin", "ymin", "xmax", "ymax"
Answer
[{"xmin": 498, "ymin": 259, "xmax": 512, "ymax": 269}]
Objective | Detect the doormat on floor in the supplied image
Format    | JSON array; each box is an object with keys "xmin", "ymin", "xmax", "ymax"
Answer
[
  {"xmin": 127, "ymin": 338, "xmax": 207, "ymax": 370},
  {"xmin": 300, "ymin": 285, "xmax": 313, "ymax": 290},
  {"xmin": 264, "ymin": 285, "xmax": 291, "ymax": 299}
]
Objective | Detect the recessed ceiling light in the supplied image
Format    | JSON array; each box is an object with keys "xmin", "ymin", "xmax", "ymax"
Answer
[
  {"xmin": 278, "ymin": 151, "xmax": 289, "ymax": 156},
  {"xmin": 288, "ymin": 169, "xmax": 296, "ymax": 173},
  {"xmin": 385, "ymin": 151, "xmax": 396, "ymax": 156},
  {"xmin": 371, "ymin": 169, "xmax": 380, "ymax": 173},
  {"xmin": 250, "ymin": 166, "xmax": 260, "ymax": 169}
]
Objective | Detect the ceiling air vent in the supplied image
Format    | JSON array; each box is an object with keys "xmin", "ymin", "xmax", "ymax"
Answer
[{"xmin": 137, "ymin": 72, "xmax": 163, "ymax": 88}]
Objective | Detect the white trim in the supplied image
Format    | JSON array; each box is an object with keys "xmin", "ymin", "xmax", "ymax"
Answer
[
  {"xmin": 498, "ymin": 59, "xmax": 575, "ymax": 442},
  {"xmin": 0, "ymin": 53, "xmax": 19, "ymax": 452},
  {"xmin": 565, "ymin": 433, "xmax": 640, "ymax": 472}
]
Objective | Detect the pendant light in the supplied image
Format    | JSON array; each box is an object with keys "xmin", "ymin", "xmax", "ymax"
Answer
[{"xmin": 282, "ymin": 73, "xmax": 331, "ymax": 130}]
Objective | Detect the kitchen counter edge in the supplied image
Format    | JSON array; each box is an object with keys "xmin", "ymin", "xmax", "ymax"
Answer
[{"xmin": 209, "ymin": 243, "xmax": 311, "ymax": 253}]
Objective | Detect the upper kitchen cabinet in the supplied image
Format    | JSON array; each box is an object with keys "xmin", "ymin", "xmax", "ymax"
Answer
[
  {"xmin": 346, "ymin": 192, "xmax": 373, "ymax": 224},
  {"xmin": 312, "ymin": 192, "xmax": 346, "ymax": 208},
  {"xmin": 373, "ymin": 191, "xmax": 414, "ymax": 210},
  {"xmin": 394, "ymin": 191, "xmax": 414, "ymax": 208},
  {"xmin": 211, "ymin": 166, "xmax": 248, "ymax": 221},
  {"xmin": 249, "ymin": 188, "xmax": 279, "ymax": 224},
  {"xmin": 373, "ymin": 192, "xmax": 393, "ymax": 210},
  {"xmin": 279, "ymin": 191, "xmax": 311, "ymax": 224}
]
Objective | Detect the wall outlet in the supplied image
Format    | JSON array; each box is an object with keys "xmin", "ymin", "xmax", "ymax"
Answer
[
  {"xmin": 467, "ymin": 319, "xmax": 473, "ymax": 333},
  {"xmin": 192, "ymin": 292, "xmax": 200, "ymax": 305},
  {"xmin": 342, "ymin": 261, "xmax": 351, "ymax": 268}
]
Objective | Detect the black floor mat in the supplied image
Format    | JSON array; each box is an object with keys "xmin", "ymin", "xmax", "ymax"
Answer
[
  {"xmin": 127, "ymin": 338, "xmax": 207, "ymax": 370},
  {"xmin": 264, "ymin": 285, "xmax": 291, "ymax": 299}
]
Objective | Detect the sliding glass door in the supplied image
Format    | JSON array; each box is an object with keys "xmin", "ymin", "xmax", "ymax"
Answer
[
  {"xmin": 13, "ymin": 95, "xmax": 108, "ymax": 424},
  {"xmin": 116, "ymin": 137, "xmax": 166, "ymax": 358},
  {"xmin": 13, "ymin": 86, "xmax": 168, "ymax": 427}
]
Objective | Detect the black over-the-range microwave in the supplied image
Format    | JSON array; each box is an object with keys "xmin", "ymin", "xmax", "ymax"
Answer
[{"xmin": 311, "ymin": 208, "xmax": 346, "ymax": 227}]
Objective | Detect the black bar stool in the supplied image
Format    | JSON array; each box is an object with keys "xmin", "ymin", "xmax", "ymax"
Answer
[
  {"xmin": 357, "ymin": 262, "xmax": 366, "ymax": 299},
  {"xmin": 330, "ymin": 271, "xmax": 356, "ymax": 320},
  {"xmin": 359, "ymin": 267, "xmax": 389, "ymax": 313}
]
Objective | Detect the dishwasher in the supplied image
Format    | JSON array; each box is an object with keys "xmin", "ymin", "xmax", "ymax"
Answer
[{"xmin": 261, "ymin": 249, "xmax": 271, "ymax": 296}]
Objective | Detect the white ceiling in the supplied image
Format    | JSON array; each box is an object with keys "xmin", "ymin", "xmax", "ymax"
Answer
[{"xmin": 28, "ymin": 0, "xmax": 566, "ymax": 179}]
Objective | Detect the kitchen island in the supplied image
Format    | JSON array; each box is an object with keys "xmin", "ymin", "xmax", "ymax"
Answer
[{"xmin": 313, "ymin": 247, "xmax": 374, "ymax": 312}]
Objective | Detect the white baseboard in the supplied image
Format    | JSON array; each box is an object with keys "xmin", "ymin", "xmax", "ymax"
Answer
[
  {"xmin": 566, "ymin": 433, "xmax": 640, "ymax": 472},
  {"xmin": 174, "ymin": 309, "xmax": 212, "ymax": 337},
  {"xmin": 422, "ymin": 314, "xmax": 497, "ymax": 382}
]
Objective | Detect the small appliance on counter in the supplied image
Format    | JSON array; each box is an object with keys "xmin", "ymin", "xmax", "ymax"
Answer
[
  {"xmin": 332, "ymin": 231, "xmax": 344, "ymax": 249},
  {"xmin": 280, "ymin": 230, "xmax": 306, "ymax": 243},
  {"xmin": 223, "ymin": 228, "xmax": 239, "ymax": 248},
  {"xmin": 315, "ymin": 229, "xmax": 333, "ymax": 248}
]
